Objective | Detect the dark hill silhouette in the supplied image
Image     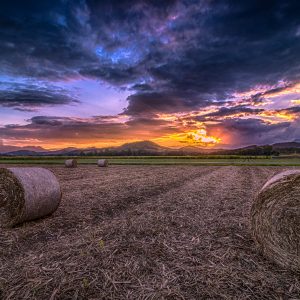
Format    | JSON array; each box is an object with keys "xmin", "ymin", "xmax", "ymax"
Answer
[
  {"xmin": 1, "ymin": 140, "xmax": 300, "ymax": 156},
  {"xmin": 118, "ymin": 140, "xmax": 165, "ymax": 151}
]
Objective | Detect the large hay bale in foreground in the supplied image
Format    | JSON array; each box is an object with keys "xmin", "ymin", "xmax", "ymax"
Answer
[
  {"xmin": 251, "ymin": 170, "xmax": 300, "ymax": 270},
  {"xmin": 97, "ymin": 159, "xmax": 108, "ymax": 167},
  {"xmin": 0, "ymin": 167, "xmax": 61, "ymax": 227},
  {"xmin": 65, "ymin": 159, "xmax": 77, "ymax": 168}
]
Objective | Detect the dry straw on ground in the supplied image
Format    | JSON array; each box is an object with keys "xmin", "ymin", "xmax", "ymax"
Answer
[
  {"xmin": 65, "ymin": 159, "xmax": 77, "ymax": 168},
  {"xmin": 98, "ymin": 159, "xmax": 108, "ymax": 167},
  {"xmin": 251, "ymin": 170, "xmax": 300, "ymax": 271},
  {"xmin": 1, "ymin": 165, "xmax": 300, "ymax": 299},
  {"xmin": 0, "ymin": 167, "xmax": 62, "ymax": 227}
]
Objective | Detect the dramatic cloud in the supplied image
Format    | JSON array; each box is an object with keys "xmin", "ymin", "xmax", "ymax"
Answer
[
  {"xmin": 208, "ymin": 118, "xmax": 293, "ymax": 147},
  {"xmin": 0, "ymin": 82, "xmax": 79, "ymax": 111},
  {"xmin": 123, "ymin": 92, "xmax": 204, "ymax": 116},
  {"xmin": 195, "ymin": 106, "xmax": 265, "ymax": 121},
  {"xmin": 0, "ymin": 115, "xmax": 178, "ymax": 148},
  {"xmin": 1, "ymin": 0, "xmax": 300, "ymax": 147}
]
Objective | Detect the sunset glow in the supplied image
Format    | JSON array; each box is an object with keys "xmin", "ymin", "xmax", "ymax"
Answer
[
  {"xmin": 0, "ymin": 1, "xmax": 300, "ymax": 151},
  {"xmin": 187, "ymin": 129, "xmax": 221, "ymax": 145},
  {"xmin": 156, "ymin": 127, "xmax": 221, "ymax": 148}
]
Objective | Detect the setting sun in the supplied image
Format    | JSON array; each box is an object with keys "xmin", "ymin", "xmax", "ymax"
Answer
[
  {"xmin": 156, "ymin": 127, "xmax": 221, "ymax": 148},
  {"xmin": 187, "ymin": 129, "xmax": 221, "ymax": 145}
]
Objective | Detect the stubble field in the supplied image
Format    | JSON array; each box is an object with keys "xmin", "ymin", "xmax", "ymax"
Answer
[{"xmin": 0, "ymin": 165, "xmax": 300, "ymax": 299}]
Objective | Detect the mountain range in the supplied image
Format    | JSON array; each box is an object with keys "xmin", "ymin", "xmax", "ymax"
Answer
[{"xmin": 1, "ymin": 140, "xmax": 300, "ymax": 156}]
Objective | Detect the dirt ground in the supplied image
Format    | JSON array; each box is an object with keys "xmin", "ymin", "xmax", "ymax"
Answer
[{"xmin": 0, "ymin": 165, "xmax": 300, "ymax": 299}]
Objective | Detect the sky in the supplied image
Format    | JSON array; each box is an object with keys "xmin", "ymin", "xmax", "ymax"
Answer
[{"xmin": 1, "ymin": 0, "xmax": 300, "ymax": 149}]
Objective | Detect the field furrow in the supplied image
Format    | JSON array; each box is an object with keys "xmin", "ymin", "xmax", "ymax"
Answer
[{"xmin": 0, "ymin": 166, "xmax": 299, "ymax": 300}]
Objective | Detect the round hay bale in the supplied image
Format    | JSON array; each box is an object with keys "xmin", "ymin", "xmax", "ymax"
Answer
[
  {"xmin": 97, "ymin": 159, "xmax": 108, "ymax": 167},
  {"xmin": 0, "ymin": 167, "xmax": 62, "ymax": 227},
  {"xmin": 65, "ymin": 159, "xmax": 77, "ymax": 168},
  {"xmin": 251, "ymin": 170, "xmax": 300, "ymax": 270}
]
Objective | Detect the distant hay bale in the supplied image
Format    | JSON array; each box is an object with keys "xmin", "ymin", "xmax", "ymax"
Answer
[
  {"xmin": 0, "ymin": 167, "xmax": 62, "ymax": 227},
  {"xmin": 65, "ymin": 159, "xmax": 77, "ymax": 168},
  {"xmin": 251, "ymin": 170, "xmax": 300, "ymax": 270},
  {"xmin": 97, "ymin": 159, "xmax": 108, "ymax": 167}
]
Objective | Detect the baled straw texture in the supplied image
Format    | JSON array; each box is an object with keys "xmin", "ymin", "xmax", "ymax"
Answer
[
  {"xmin": 97, "ymin": 159, "xmax": 108, "ymax": 167},
  {"xmin": 251, "ymin": 170, "xmax": 300, "ymax": 271},
  {"xmin": 65, "ymin": 159, "xmax": 77, "ymax": 168},
  {"xmin": 0, "ymin": 167, "xmax": 61, "ymax": 227}
]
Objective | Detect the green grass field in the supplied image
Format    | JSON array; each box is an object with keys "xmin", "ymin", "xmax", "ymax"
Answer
[{"xmin": 1, "ymin": 156, "xmax": 300, "ymax": 166}]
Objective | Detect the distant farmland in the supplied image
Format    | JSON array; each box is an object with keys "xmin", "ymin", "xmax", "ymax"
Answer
[{"xmin": 0, "ymin": 155, "xmax": 300, "ymax": 166}]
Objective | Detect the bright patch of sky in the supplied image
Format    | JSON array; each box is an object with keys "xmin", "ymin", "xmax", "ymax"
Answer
[
  {"xmin": 0, "ymin": 108, "xmax": 30, "ymax": 126},
  {"xmin": 54, "ymin": 78, "xmax": 130, "ymax": 116},
  {"xmin": 0, "ymin": 75, "xmax": 130, "ymax": 125},
  {"xmin": 265, "ymin": 93, "xmax": 300, "ymax": 110},
  {"xmin": 95, "ymin": 44, "xmax": 147, "ymax": 65},
  {"xmin": 0, "ymin": 75, "xmax": 30, "ymax": 88}
]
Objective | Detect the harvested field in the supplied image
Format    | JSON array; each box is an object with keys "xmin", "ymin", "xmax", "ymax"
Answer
[{"xmin": 0, "ymin": 165, "xmax": 300, "ymax": 299}]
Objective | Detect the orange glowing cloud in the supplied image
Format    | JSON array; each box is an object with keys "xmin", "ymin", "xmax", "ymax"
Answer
[
  {"xmin": 259, "ymin": 110, "xmax": 297, "ymax": 123},
  {"xmin": 187, "ymin": 129, "xmax": 221, "ymax": 145},
  {"xmin": 156, "ymin": 126, "xmax": 221, "ymax": 147},
  {"xmin": 233, "ymin": 84, "xmax": 275, "ymax": 98},
  {"xmin": 291, "ymin": 99, "xmax": 300, "ymax": 105},
  {"xmin": 232, "ymin": 81, "xmax": 300, "ymax": 107},
  {"xmin": 267, "ymin": 83, "xmax": 300, "ymax": 97},
  {"xmin": 232, "ymin": 84, "xmax": 282, "ymax": 106}
]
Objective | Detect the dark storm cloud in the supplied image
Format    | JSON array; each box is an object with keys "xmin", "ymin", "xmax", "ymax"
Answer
[
  {"xmin": 0, "ymin": 114, "xmax": 177, "ymax": 143},
  {"xmin": 220, "ymin": 118, "xmax": 289, "ymax": 135},
  {"xmin": 0, "ymin": 83, "xmax": 79, "ymax": 111},
  {"xmin": 209, "ymin": 118, "xmax": 292, "ymax": 146},
  {"xmin": 0, "ymin": 116, "xmax": 125, "ymax": 141},
  {"xmin": 0, "ymin": 0, "xmax": 175, "ymax": 82},
  {"xmin": 204, "ymin": 105, "xmax": 300, "ymax": 145},
  {"xmin": 2, "ymin": 0, "xmax": 300, "ymax": 113},
  {"xmin": 79, "ymin": 65, "xmax": 142, "ymax": 85},
  {"xmin": 1, "ymin": 0, "xmax": 300, "ymax": 146},
  {"xmin": 0, "ymin": 0, "xmax": 111, "ymax": 72},
  {"xmin": 123, "ymin": 92, "xmax": 206, "ymax": 116},
  {"xmin": 122, "ymin": 0, "xmax": 300, "ymax": 114},
  {"xmin": 195, "ymin": 106, "xmax": 264, "ymax": 121},
  {"xmin": 30, "ymin": 116, "xmax": 66, "ymax": 126},
  {"xmin": 125, "ymin": 117, "xmax": 171, "ymax": 127}
]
